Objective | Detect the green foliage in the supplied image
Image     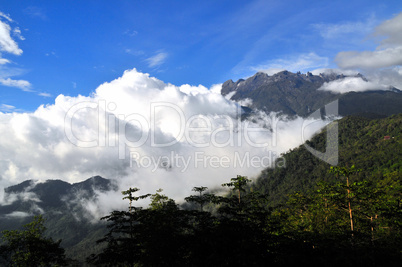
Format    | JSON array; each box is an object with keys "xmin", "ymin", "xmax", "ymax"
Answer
[
  {"xmin": 87, "ymin": 165, "xmax": 402, "ymax": 266},
  {"xmin": 255, "ymin": 114, "xmax": 402, "ymax": 206},
  {"xmin": 0, "ymin": 215, "xmax": 68, "ymax": 267}
]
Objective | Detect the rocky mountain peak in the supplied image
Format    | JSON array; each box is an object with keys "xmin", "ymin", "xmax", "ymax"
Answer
[{"xmin": 220, "ymin": 70, "xmax": 402, "ymax": 117}]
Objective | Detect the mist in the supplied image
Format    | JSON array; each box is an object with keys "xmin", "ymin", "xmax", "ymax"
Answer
[{"xmin": 0, "ymin": 68, "xmax": 333, "ymax": 219}]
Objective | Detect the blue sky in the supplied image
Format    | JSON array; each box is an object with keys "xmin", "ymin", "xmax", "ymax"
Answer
[{"xmin": 0, "ymin": 0, "xmax": 401, "ymax": 111}]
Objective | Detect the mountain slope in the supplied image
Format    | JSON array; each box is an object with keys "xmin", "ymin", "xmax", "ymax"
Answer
[
  {"xmin": 222, "ymin": 71, "xmax": 402, "ymax": 118},
  {"xmin": 253, "ymin": 114, "xmax": 402, "ymax": 206},
  {"xmin": 0, "ymin": 176, "xmax": 117, "ymax": 261}
]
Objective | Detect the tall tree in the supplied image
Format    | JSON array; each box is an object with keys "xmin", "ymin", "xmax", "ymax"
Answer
[{"xmin": 329, "ymin": 165, "xmax": 361, "ymax": 234}]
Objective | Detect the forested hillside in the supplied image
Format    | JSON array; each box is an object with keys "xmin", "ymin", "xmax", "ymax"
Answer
[{"xmin": 254, "ymin": 114, "xmax": 401, "ymax": 205}]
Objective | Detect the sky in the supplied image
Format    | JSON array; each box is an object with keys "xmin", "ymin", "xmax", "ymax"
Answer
[
  {"xmin": 0, "ymin": 0, "xmax": 401, "ymax": 112},
  {"xmin": 0, "ymin": 1, "xmax": 402, "ymax": 217}
]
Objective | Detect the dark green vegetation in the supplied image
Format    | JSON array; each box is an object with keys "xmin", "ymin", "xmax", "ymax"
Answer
[
  {"xmin": 222, "ymin": 71, "xmax": 402, "ymax": 118},
  {"xmin": 255, "ymin": 114, "xmax": 402, "ymax": 206},
  {"xmin": 0, "ymin": 215, "xmax": 71, "ymax": 266},
  {"xmin": 88, "ymin": 169, "xmax": 401, "ymax": 267},
  {"xmin": 0, "ymin": 114, "xmax": 401, "ymax": 266}
]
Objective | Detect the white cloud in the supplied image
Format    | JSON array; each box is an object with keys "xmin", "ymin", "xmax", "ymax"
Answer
[
  {"xmin": 374, "ymin": 12, "xmax": 402, "ymax": 48},
  {"xmin": 124, "ymin": 29, "xmax": 138, "ymax": 37},
  {"xmin": 125, "ymin": 49, "xmax": 144, "ymax": 56},
  {"xmin": 318, "ymin": 77, "xmax": 389, "ymax": 94},
  {"xmin": 0, "ymin": 68, "xmax": 332, "ymax": 218},
  {"xmin": 4, "ymin": 211, "xmax": 31, "ymax": 218},
  {"xmin": 13, "ymin": 27, "xmax": 25, "ymax": 40},
  {"xmin": 0, "ymin": 57, "xmax": 10, "ymax": 64},
  {"xmin": 311, "ymin": 68, "xmax": 358, "ymax": 76},
  {"xmin": 0, "ymin": 78, "xmax": 31, "ymax": 91},
  {"xmin": 0, "ymin": 11, "xmax": 12, "ymax": 22},
  {"xmin": 252, "ymin": 52, "xmax": 329, "ymax": 75},
  {"xmin": 312, "ymin": 17, "xmax": 376, "ymax": 40},
  {"xmin": 0, "ymin": 104, "xmax": 16, "ymax": 112},
  {"xmin": 209, "ymin": 83, "xmax": 223, "ymax": 94},
  {"xmin": 0, "ymin": 10, "xmax": 32, "ymax": 93},
  {"xmin": 335, "ymin": 12, "xmax": 402, "ymax": 70},
  {"xmin": 145, "ymin": 51, "xmax": 168, "ymax": 68},
  {"xmin": 260, "ymin": 68, "xmax": 286, "ymax": 76},
  {"xmin": 23, "ymin": 6, "xmax": 47, "ymax": 20},
  {"xmin": 0, "ymin": 19, "xmax": 22, "ymax": 55},
  {"xmin": 364, "ymin": 66, "xmax": 402, "ymax": 90},
  {"xmin": 38, "ymin": 92, "xmax": 52, "ymax": 97},
  {"xmin": 336, "ymin": 46, "xmax": 402, "ymax": 69},
  {"xmin": 236, "ymin": 98, "xmax": 253, "ymax": 107}
]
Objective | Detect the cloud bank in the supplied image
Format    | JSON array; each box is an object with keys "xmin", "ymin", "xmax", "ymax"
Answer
[
  {"xmin": 318, "ymin": 76, "xmax": 390, "ymax": 94},
  {"xmin": 0, "ymin": 68, "xmax": 331, "ymax": 217},
  {"xmin": 334, "ymin": 12, "xmax": 402, "ymax": 90},
  {"xmin": 333, "ymin": 12, "xmax": 402, "ymax": 69}
]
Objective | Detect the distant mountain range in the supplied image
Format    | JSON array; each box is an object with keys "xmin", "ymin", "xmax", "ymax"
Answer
[
  {"xmin": 222, "ymin": 71, "xmax": 402, "ymax": 118},
  {"xmin": 0, "ymin": 176, "xmax": 116, "ymax": 261},
  {"xmin": 2, "ymin": 176, "xmax": 115, "ymax": 214}
]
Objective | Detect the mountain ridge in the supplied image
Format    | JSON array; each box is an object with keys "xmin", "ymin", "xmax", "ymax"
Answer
[{"xmin": 223, "ymin": 70, "xmax": 402, "ymax": 118}]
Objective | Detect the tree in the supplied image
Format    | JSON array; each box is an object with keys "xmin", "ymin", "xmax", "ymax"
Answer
[
  {"xmin": 329, "ymin": 165, "xmax": 361, "ymax": 234},
  {"xmin": 87, "ymin": 188, "xmax": 151, "ymax": 266},
  {"xmin": 184, "ymin": 186, "xmax": 209, "ymax": 211},
  {"xmin": 222, "ymin": 175, "xmax": 252, "ymax": 204},
  {"xmin": 0, "ymin": 215, "xmax": 67, "ymax": 267}
]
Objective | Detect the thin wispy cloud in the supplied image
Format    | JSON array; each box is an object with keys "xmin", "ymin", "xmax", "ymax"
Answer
[
  {"xmin": 0, "ymin": 103, "xmax": 25, "ymax": 113},
  {"xmin": 124, "ymin": 29, "xmax": 138, "ymax": 37},
  {"xmin": 0, "ymin": 11, "xmax": 13, "ymax": 22},
  {"xmin": 252, "ymin": 52, "xmax": 329, "ymax": 75},
  {"xmin": 13, "ymin": 27, "xmax": 25, "ymax": 41},
  {"xmin": 125, "ymin": 48, "xmax": 145, "ymax": 56},
  {"xmin": 145, "ymin": 51, "xmax": 168, "ymax": 68},
  {"xmin": 0, "ymin": 58, "xmax": 10, "ymax": 64},
  {"xmin": 312, "ymin": 17, "xmax": 376, "ymax": 40},
  {"xmin": 0, "ymin": 103, "xmax": 16, "ymax": 112},
  {"xmin": 23, "ymin": 6, "xmax": 47, "ymax": 20},
  {"xmin": 38, "ymin": 92, "xmax": 52, "ymax": 97},
  {"xmin": 0, "ymin": 78, "xmax": 32, "ymax": 91}
]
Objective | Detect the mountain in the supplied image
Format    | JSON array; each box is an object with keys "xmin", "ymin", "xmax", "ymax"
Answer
[
  {"xmin": 252, "ymin": 113, "xmax": 402, "ymax": 206},
  {"xmin": 0, "ymin": 176, "xmax": 117, "ymax": 261},
  {"xmin": 2, "ymin": 176, "xmax": 115, "ymax": 212},
  {"xmin": 222, "ymin": 71, "xmax": 402, "ymax": 118}
]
